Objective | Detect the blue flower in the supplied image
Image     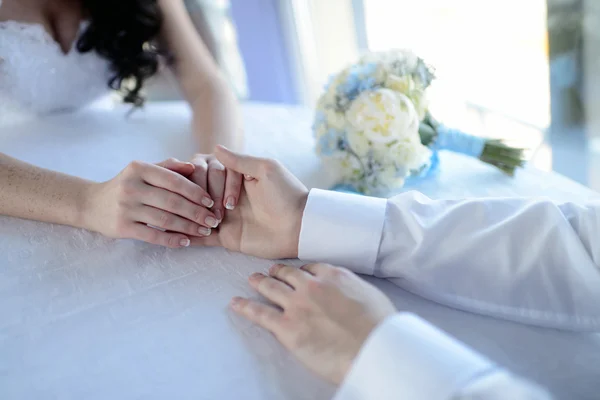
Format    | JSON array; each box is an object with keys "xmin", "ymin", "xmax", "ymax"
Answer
[
  {"xmin": 318, "ymin": 129, "xmax": 345, "ymax": 156},
  {"xmin": 337, "ymin": 63, "xmax": 379, "ymax": 102},
  {"xmin": 312, "ymin": 111, "xmax": 327, "ymax": 133},
  {"xmin": 323, "ymin": 75, "xmax": 336, "ymax": 91}
]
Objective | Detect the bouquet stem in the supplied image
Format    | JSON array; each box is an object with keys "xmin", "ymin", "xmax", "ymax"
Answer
[
  {"xmin": 420, "ymin": 113, "xmax": 526, "ymax": 176},
  {"xmin": 480, "ymin": 140, "xmax": 526, "ymax": 176}
]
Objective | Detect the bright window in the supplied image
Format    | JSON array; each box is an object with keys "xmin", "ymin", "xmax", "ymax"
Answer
[{"xmin": 362, "ymin": 0, "xmax": 550, "ymax": 158}]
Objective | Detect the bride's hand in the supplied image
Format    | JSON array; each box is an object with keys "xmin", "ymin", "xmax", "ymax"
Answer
[
  {"xmin": 83, "ymin": 158, "xmax": 219, "ymax": 248},
  {"xmin": 186, "ymin": 153, "xmax": 243, "ymax": 223}
]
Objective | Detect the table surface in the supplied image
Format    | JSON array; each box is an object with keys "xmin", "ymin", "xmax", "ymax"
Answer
[{"xmin": 1, "ymin": 102, "xmax": 599, "ymax": 400}]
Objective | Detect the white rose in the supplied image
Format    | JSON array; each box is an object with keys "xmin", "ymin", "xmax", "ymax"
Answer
[
  {"xmin": 411, "ymin": 90, "xmax": 429, "ymax": 121},
  {"xmin": 328, "ymin": 153, "xmax": 363, "ymax": 182},
  {"xmin": 326, "ymin": 109, "xmax": 347, "ymax": 131},
  {"xmin": 385, "ymin": 75, "xmax": 415, "ymax": 95},
  {"xmin": 346, "ymin": 89, "xmax": 419, "ymax": 144},
  {"xmin": 384, "ymin": 136, "xmax": 432, "ymax": 172},
  {"xmin": 385, "ymin": 76, "xmax": 429, "ymax": 120},
  {"xmin": 347, "ymin": 129, "xmax": 372, "ymax": 156},
  {"xmin": 377, "ymin": 163, "xmax": 407, "ymax": 189}
]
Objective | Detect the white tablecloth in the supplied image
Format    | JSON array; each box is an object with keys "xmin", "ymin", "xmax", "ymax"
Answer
[{"xmin": 1, "ymin": 102, "xmax": 599, "ymax": 400}]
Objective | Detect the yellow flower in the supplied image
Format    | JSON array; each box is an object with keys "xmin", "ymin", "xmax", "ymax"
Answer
[
  {"xmin": 378, "ymin": 164, "xmax": 407, "ymax": 188},
  {"xmin": 373, "ymin": 135, "xmax": 431, "ymax": 172},
  {"xmin": 386, "ymin": 75, "xmax": 415, "ymax": 94},
  {"xmin": 373, "ymin": 64, "xmax": 389, "ymax": 86},
  {"xmin": 385, "ymin": 75, "xmax": 428, "ymax": 120},
  {"xmin": 346, "ymin": 89, "xmax": 419, "ymax": 144},
  {"xmin": 347, "ymin": 130, "xmax": 371, "ymax": 156},
  {"xmin": 315, "ymin": 123, "xmax": 328, "ymax": 139},
  {"xmin": 326, "ymin": 109, "xmax": 347, "ymax": 131}
]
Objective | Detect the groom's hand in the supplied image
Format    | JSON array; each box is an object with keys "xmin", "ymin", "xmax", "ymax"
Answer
[
  {"xmin": 230, "ymin": 263, "xmax": 397, "ymax": 384},
  {"xmin": 190, "ymin": 146, "xmax": 309, "ymax": 259}
]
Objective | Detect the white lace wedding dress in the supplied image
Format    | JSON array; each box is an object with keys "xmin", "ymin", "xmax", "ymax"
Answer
[{"xmin": 0, "ymin": 0, "xmax": 111, "ymax": 125}]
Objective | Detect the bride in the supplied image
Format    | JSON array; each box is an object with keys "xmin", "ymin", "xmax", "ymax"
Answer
[{"xmin": 0, "ymin": 0, "xmax": 244, "ymax": 248}]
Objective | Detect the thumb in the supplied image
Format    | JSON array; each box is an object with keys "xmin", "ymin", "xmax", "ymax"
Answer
[
  {"xmin": 156, "ymin": 158, "xmax": 195, "ymax": 177},
  {"xmin": 215, "ymin": 146, "xmax": 263, "ymax": 177}
]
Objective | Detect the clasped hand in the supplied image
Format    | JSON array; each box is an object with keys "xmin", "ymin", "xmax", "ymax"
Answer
[{"xmin": 83, "ymin": 153, "xmax": 243, "ymax": 248}]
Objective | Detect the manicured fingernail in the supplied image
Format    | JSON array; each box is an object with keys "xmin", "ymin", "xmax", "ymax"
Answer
[
  {"xmin": 230, "ymin": 297, "xmax": 242, "ymax": 308},
  {"xmin": 215, "ymin": 209, "xmax": 223, "ymax": 221},
  {"xmin": 269, "ymin": 264, "xmax": 282, "ymax": 274},
  {"xmin": 180, "ymin": 238, "xmax": 190, "ymax": 247},
  {"xmin": 185, "ymin": 162, "xmax": 194, "ymax": 167},
  {"xmin": 244, "ymin": 174, "xmax": 253, "ymax": 180},
  {"xmin": 205, "ymin": 216, "xmax": 219, "ymax": 228},
  {"xmin": 198, "ymin": 227, "xmax": 212, "ymax": 236},
  {"xmin": 249, "ymin": 273, "xmax": 264, "ymax": 281},
  {"xmin": 225, "ymin": 197, "xmax": 236, "ymax": 210},
  {"xmin": 202, "ymin": 197, "xmax": 214, "ymax": 208}
]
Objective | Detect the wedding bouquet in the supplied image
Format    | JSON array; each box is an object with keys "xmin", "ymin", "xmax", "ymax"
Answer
[{"xmin": 313, "ymin": 49, "xmax": 526, "ymax": 195}]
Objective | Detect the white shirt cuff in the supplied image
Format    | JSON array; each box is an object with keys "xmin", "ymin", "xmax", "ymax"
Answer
[
  {"xmin": 298, "ymin": 189, "xmax": 387, "ymax": 275},
  {"xmin": 334, "ymin": 314, "xmax": 497, "ymax": 400}
]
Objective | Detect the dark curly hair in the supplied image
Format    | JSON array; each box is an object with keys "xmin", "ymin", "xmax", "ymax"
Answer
[{"xmin": 76, "ymin": 0, "xmax": 165, "ymax": 107}]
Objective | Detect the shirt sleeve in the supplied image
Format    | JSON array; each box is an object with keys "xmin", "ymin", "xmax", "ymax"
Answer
[
  {"xmin": 298, "ymin": 189, "xmax": 600, "ymax": 331},
  {"xmin": 298, "ymin": 189, "xmax": 387, "ymax": 275},
  {"xmin": 333, "ymin": 314, "xmax": 552, "ymax": 400}
]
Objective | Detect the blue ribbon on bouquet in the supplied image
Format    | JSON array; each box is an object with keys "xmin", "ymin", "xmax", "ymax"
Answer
[
  {"xmin": 332, "ymin": 125, "xmax": 488, "ymax": 196},
  {"xmin": 405, "ymin": 125, "xmax": 486, "ymax": 186},
  {"xmin": 433, "ymin": 125, "xmax": 487, "ymax": 158}
]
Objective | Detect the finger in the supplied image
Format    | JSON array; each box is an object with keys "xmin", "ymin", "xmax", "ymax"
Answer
[
  {"xmin": 249, "ymin": 273, "xmax": 294, "ymax": 308},
  {"xmin": 207, "ymin": 159, "xmax": 226, "ymax": 222},
  {"xmin": 135, "ymin": 206, "xmax": 212, "ymax": 237},
  {"xmin": 129, "ymin": 223, "xmax": 191, "ymax": 248},
  {"xmin": 142, "ymin": 186, "xmax": 219, "ymax": 229},
  {"xmin": 269, "ymin": 264, "xmax": 313, "ymax": 289},
  {"xmin": 189, "ymin": 234, "xmax": 221, "ymax": 248},
  {"xmin": 156, "ymin": 158, "xmax": 195, "ymax": 177},
  {"xmin": 224, "ymin": 169, "xmax": 243, "ymax": 210},
  {"xmin": 215, "ymin": 145, "xmax": 265, "ymax": 178},
  {"xmin": 300, "ymin": 263, "xmax": 333, "ymax": 276},
  {"xmin": 189, "ymin": 157, "xmax": 208, "ymax": 191},
  {"xmin": 230, "ymin": 297, "xmax": 284, "ymax": 334},
  {"xmin": 139, "ymin": 162, "xmax": 214, "ymax": 208}
]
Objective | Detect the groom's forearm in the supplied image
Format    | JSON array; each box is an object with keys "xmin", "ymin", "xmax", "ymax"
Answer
[
  {"xmin": 297, "ymin": 189, "xmax": 600, "ymax": 330},
  {"xmin": 379, "ymin": 192, "xmax": 600, "ymax": 330}
]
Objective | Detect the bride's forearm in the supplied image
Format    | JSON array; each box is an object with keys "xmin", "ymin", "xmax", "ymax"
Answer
[
  {"xmin": 191, "ymin": 76, "xmax": 244, "ymax": 152},
  {"xmin": 0, "ymin": 153, "xmax": 94, "ymax": 228}
]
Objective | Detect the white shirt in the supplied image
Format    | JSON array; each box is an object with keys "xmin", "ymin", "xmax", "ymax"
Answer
[{"xmin": 298, "ymin": 189, "xmax": 600, "ymax": 399}]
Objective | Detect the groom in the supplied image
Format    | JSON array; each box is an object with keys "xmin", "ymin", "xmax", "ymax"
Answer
[{"xmin": 188, "ymin": 146, "xmax": 599, "ymax": 399}]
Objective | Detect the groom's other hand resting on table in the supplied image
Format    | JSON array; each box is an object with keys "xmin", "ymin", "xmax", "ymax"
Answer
[
  {"xmin": 230, "ymin": 263, "xmax": 551, "ymax": 400},
  {"xmin": 231, "ymin": 263, "xmax": 396, "ymax": 385},
  {"xmin": 189, "ymin": 146, "xmax": 309, "ymax": 259}
]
